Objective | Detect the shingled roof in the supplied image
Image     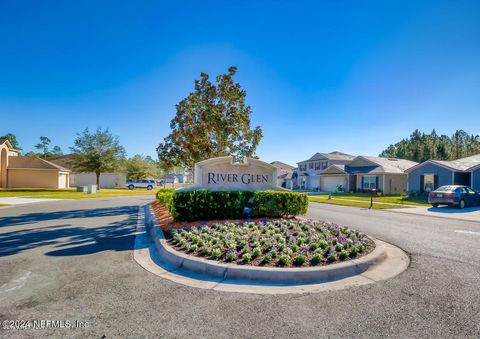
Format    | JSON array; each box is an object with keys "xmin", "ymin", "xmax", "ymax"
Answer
[
  {"xmin": 8, "ymin": 156, "xmax": 71, "ymax": 171},
  {"xmin": 432, "ymin": 154, "xmax": 480, "ymax": 171},
  {"xmin": 302, "ymin": 151, "xmax": 354, "ymax": 162}
]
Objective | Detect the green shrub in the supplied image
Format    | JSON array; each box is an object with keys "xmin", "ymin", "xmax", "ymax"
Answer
[
  {"xmin": 159, "ymin": 189, "xmax": 308, "ymax": 221},
  {"xmin": 156, "ymin": 188, "xmax": 175, "ymax": 210}
]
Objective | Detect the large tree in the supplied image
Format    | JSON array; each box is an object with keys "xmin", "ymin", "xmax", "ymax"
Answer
[
  {"xmin": 126, "ymin": 154, "xmax": 159, "ymax": 180},
  {"xmin": 0, "ymin": 133, "xmax": 21, "ymax": 151},
  {"xmin": 70, "ymin": 128, "xmax": 126, "ymax": 188},
  {"xmin": 157, "ymin": 66, "xmax": 263, "ymax": 172}
]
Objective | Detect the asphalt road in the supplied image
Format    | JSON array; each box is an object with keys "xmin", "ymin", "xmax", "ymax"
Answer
[{"xmin": 1, "ymin": 198, "xmax": 480, "ymax": 338}]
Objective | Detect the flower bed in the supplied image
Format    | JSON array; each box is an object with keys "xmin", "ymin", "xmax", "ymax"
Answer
[{"xmin": 166, "ymin": 219, "xmax": 374, "ymax": 267}]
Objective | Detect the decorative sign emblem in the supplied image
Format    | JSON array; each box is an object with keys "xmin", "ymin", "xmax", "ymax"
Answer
[{"xmin": 190, "ymin": 156, "xmax": 278, "ymax": 191}]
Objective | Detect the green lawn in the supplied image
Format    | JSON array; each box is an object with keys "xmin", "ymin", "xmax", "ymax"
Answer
[
  {"xmin": 308, "ymin": 195, "xmax": 409, "ymax": 209},
  {"xmin": 310, "ymin": 193, "xmax": 429, "ymax": 206},
  {"xmin": 0, "ymin": 188, "xmax": 161, "ymax": 199}
]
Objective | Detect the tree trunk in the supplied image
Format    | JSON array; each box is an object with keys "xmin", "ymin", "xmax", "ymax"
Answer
[{"xmin": 96, "ymin": 172, "xmax": 100, "ymax": 190}]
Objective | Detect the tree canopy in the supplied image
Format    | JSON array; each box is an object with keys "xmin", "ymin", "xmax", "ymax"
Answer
[
  {"xmin": 157, "ymin": 66, "xmax": 263, "ymax": 172},
  {"xmin": 125, "ymin": 154, "xmax": 159, "ymax": 180},
  {"xmin": 70, "ymin": 128, "xmax": 126, "ymax": 188},
  {"xmin": 380, "ymin": 129, "xmax": 480, "ymax": 162}
]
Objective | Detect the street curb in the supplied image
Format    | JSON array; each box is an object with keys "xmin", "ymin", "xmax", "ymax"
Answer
[{"xmin": 144, "ymin": 204, "xmax": 388, "ymax": 284}]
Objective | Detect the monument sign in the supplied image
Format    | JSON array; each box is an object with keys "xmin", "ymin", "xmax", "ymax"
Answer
[{"xmin": 190, "ymin": 156, "xmax": 278, "ymax": 191}]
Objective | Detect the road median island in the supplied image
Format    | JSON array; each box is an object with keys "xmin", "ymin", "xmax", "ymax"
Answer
[{"xmin": 135, "ymin": 202, "xmax": 409, "ymax": 293}]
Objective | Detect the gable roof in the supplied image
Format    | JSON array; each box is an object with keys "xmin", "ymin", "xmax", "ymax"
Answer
[
  {"xmin": 270, "ymin": 161, "xmax": 295, "ymax": 171},
  {"xmin": 405, "ymin": 153, "xmax": 480, "ymax": 173},
  {"xmin": 8, "ymin": 156, "xmax": 71, "ymax": 171},
  {"xmin": 299, "ymin": 151, "xmax": 354, "ymax": 163},
  {"xmin": 348, "ymin": 156, "xmax": 418, "ymax": 174},
  {"xmin": 49, "ymin": 154, "xmax": 77, "ymax": 170},
  {"xmin": 435, "ymin": 154, "xmax": 480, "ymax": 171},
  {"xmin": 0, "ymin": 138, "xmax": 14, "ymax": 150},
  {"xmin": 321, "ymin": 164, "xmax": 347, "ymax": 174}
]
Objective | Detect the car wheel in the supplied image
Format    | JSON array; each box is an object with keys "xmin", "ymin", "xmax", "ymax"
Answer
[
  {"xmin": 147, "ymin": 185, "xmax": 153, "ymax": 190},
  {"xmin": 432, "ymin": 204, "xmax": 438, "ymax": 208},
  {"xmin": 128, "ymin": 185, "xmax": 135, "ymax": 190},
  {"xmin": 458, "ymin": 199, "xmax": 465, "ymax": 209}
]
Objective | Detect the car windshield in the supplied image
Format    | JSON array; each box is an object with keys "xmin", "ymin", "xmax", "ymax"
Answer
[{"xmin": 435, "ymin": 186, "xmax": 456, "ymax": 192}]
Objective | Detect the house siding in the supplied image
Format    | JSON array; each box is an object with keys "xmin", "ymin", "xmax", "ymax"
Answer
[
  {"xmin": 7, "ymin": 169, "xmax": 61, "ymax": 188},
  {"xmin": 408, "ymin": 163, "xmax": 453, "ymax": 192},
  {"xmin": 472, "ymin": 169, "xmax": 480, "ymax": 190}
]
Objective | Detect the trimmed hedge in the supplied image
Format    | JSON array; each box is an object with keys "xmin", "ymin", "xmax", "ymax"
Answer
[
  {"xmin": 156, "ymin": 189, "xmax": 308, "ymax": 221},
  {"xmin": 156, "ymin": 188, "xmax": 175, "ymax": 211}
]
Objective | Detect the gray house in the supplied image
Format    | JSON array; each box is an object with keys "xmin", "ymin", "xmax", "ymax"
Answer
[
  {"xmin": 406, "ymin": 154, "xmax": 480, "ymax": 193},
  {"xmin": 296, "ymin": 151, "xmax": 354, "ymax": 190}
]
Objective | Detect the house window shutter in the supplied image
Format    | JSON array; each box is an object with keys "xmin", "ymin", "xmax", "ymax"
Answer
[
  {"xmin": 434, "ymin": 175, "xmax": 439, "ymax": 190},
  {"xmin": 420, "ymin": 175, "xmax": 424, "ymax": 193},
  {"xmin": 361, "ymin": 176, "xmax": 364, "ymax": 190},
  {"xmin": 375, "ymin": 176, "xmax": 379, "ymax": 189}
]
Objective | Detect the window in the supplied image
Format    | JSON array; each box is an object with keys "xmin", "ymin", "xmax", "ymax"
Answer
[
  {"xmin": 299, "ymin": 164, "xmax": 306, "ymax": 171},
  {"xmin": 322, "ymin": 161, "xmax": 328, "ymax": 169},
  {"xmin": 423, "ymin": 174, "xmax": 435, "ymax": 192},
  {"xmin": 309, "ymin": 162, "xmax": 314, "ymax": 169},
  {"xmin": 315, "ymin": 162, "xmax": 320, "ymax": 170},
  {"xmin": 363, "ymin": 175, "xmax": 377, "ymax": 190}
]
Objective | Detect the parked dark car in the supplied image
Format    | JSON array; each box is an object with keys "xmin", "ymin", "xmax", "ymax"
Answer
[{"xmin": 428, "ymin": 185, "xmax": 480, "ymax": 209}]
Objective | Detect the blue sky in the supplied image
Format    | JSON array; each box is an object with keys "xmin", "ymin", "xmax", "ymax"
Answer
[{"xmin": 1, "ymin": 1, "xmax": 479, "ymax": 166}]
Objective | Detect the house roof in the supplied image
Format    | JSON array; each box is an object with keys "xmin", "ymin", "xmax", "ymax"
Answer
[
  {"xmin": 0, "ymin": 138, "xmax": 15, "ymax": 150},
  {"xmin": 434, "ymin": 154, "xmax": 480, "ymax": 171},
  {"xmin": 349, "ymin": 156, "xmax": 418, "ymax": 174},
  {"xmin": 49, "ymin": 154, "xmax": 77, "ymax": 170},
  {"xmin": 310, "ymin": 151, "xmax": 354, "ymax": 161},
  {"xmin": 278, "ymin": 172, "xmax": 293, "ymax": 180},
  {"xmin": 321, "ymin": 164, "xmax": 347, "ymax": 174},
  {"xmin": 8, "ymin": 156, "xmax": 71, "ymax": 171},
  {"xmin": 270, "ymin": 161, "xmax": 295, "ymax": 171},
  {"xmin": 405, "ymin": 153, "xmax": 480, "ymax": 173},
  {"xmin": 298, "ymin": 151, "xmax": 354, "ymax": 163}
]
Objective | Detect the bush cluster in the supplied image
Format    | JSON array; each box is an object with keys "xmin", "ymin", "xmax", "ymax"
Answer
[
  {"xmin": 157, "ymin": 189, "xmax": 308, "ymax": 221},
  {"xmin": 168, "ymin": 219, "xmax": 369, "ymax": 267}
]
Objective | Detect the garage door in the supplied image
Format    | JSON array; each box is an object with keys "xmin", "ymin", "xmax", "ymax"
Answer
[
  {"xmin": 59, "ymin": 174, "xmax": 67, "ymax": 188},
  {"xmin": 321, "ymin": 176, "xmax": 347, "ymax": 192}
]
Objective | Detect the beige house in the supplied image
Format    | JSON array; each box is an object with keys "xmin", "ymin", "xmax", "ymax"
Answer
[
  {"xmin": 319, "ymin": 156, "xmax": 418, "ymax": 195},
  {"xmin": 0, "ymin": 139, "xmax": 71, "ymax": 189}
]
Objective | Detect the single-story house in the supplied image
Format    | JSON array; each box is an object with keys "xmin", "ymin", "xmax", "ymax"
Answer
[
  {"xmin": 270, "ymin": 161, "xmax": 295, "ymax": 188},
  {"xmin": 296, "ymin": 151, "xmax": 355, "ymax": 190},
  {"xmin": 49, "ymin": 154, "xmax": 126, "ymax": 188},
  {"xmin": 1, "ymin": 138, "xmax": 71, "ymax": 188},
  {"xmin": 320, "ymin": 156, "xmax": 418, "ymax": 194},
  {"xmin": 406, "ymin": 154, "xmax": 480, "ymax": 193}
]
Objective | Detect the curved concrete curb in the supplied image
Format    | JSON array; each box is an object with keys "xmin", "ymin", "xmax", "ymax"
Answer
[{"xmin": 138, "ymin": 205, "xmax": 407, "ymax": 292}]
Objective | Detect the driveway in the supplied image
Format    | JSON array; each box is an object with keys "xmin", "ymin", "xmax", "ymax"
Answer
[
  {"xmin": 1, "ymin": 199, "xmax": 480, "ymax": 338},
  {"xmin": 388, "ymin": 205, "xmax": 480, "ymax": 222}
]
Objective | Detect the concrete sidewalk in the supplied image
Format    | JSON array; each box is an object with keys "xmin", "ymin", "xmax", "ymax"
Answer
[
  {"xmin": 387, "ymin": 205, "xmax": 480, "ymax": 223},
  {"xmin": 0, "ymin": 196, "xmax": 65, "ymax": 206}
]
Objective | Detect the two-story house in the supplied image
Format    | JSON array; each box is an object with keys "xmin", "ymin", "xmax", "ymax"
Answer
[{"xmin": 296, "ymin": 151, "xmax": 354, "ymax": 190}]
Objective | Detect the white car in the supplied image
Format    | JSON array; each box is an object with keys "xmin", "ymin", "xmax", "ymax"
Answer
[{"xmin": 126, "ymin": 179, "xmax": 156, "ymax": 190}]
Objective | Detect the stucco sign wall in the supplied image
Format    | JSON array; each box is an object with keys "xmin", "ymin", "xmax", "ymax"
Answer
[{"xmin": 192, "ymin": 156, "xmax": 278, "ymax": 191}]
